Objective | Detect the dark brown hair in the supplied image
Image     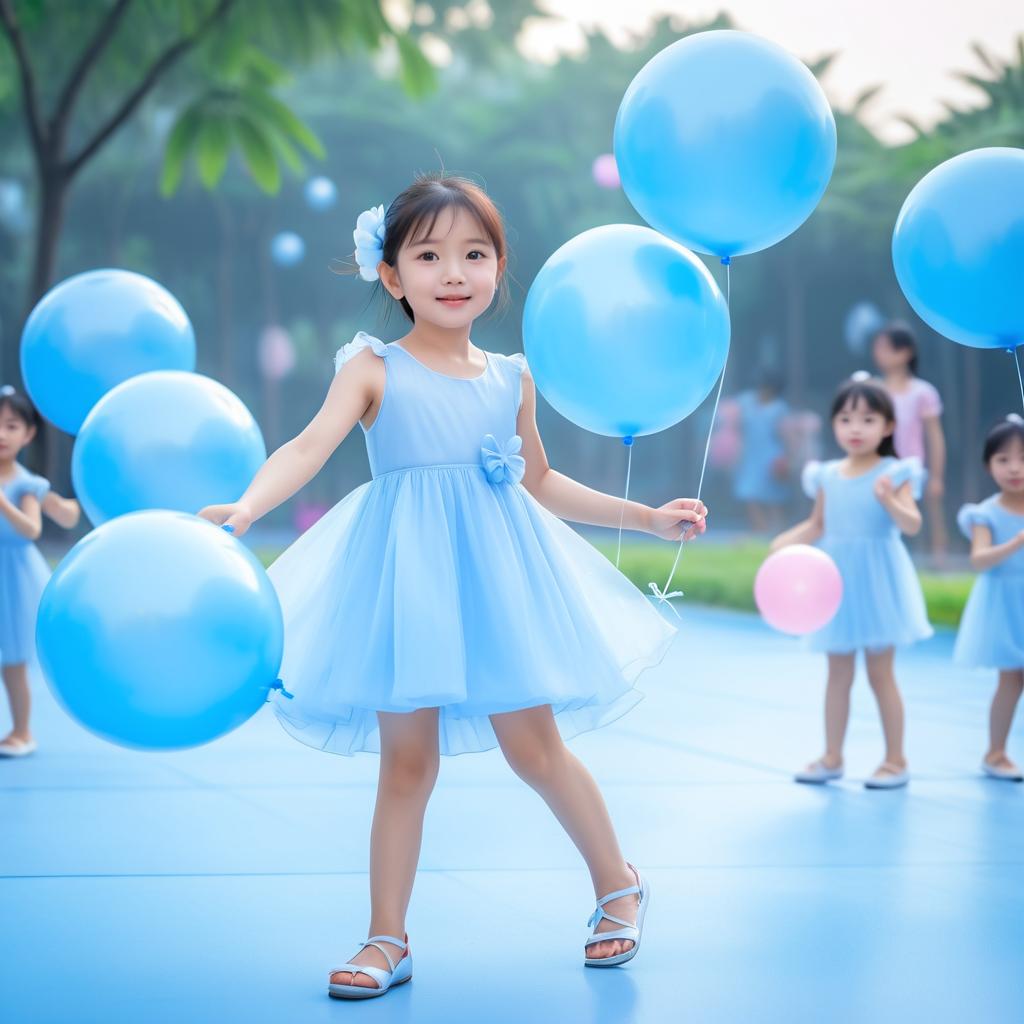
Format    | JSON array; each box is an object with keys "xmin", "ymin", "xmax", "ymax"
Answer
[
  {"xmin": 872, "ymin": 320, "xmax": 919, "ymax": 376},
  {"xmin": 370, "ymin": 174, "xmax": 510, "ymax": 323},
  {"xmin": 0, "ymin": 387, "xmax": 41, "ymax": 433},
  {"xmin": 983, "ymin": 415, "xmax": 1024, "ymax": 465},
  {"xmin": 830, "ymin": 375, "xmax": 897, "ymax": 457}
]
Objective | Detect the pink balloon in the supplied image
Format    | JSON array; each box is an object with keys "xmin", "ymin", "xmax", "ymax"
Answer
[
  {"xmin": 754, "ymin": 545, "xmax": 843, "ymax": 635},
  {"xmin": 259, "ymin": 325, "xmax": 296, "ymax": 381},
  {"xmin": 592, "ymin": 153, "xmax": 620, "ymax": 189}
]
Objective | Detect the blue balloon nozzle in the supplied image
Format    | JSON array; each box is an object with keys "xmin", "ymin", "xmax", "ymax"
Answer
[{"xmin": 269, "ymin": 678, "xmax": 294, "ymax": 700}]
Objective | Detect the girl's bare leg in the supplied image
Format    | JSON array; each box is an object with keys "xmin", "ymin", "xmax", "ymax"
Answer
[
  {"xmin": 865, "ymin": 647, "xmax": 908, "ymax": 780},
  {"xmin": 330, "ymin": 707, "xmax": 440, "ymax": 989},
  {"xmin": 803, "ymin": 652, "xmax": 855, "ymax": 771},
  {"xmin": 490, "ymin": 704, "xmax": 638, "ymax": 961},
  {"xmin": 0, "ymin": 662, "xmax": 33, "ymax": 744},
  {"xmin": 985, "ymin": 670, "xmax": 1023, "ymax": 771}
]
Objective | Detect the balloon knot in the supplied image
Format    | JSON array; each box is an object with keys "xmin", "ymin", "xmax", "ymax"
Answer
[
  {"xmin": 623, "ymin": 435, "xmax": 634, "ymax": 447},
  {"xmin": 269, "ymin": 678, "xmax": 294, "ymax": 700},
  {"xmin": 720, "ymin": 256, "xmax": 732, "ymax": 266},
  {"xmin": 648, "ymin": 581, "xmax": 684, "ymax": 618}
]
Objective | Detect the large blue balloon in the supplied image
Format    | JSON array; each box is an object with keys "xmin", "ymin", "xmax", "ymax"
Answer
[
  {"xmin": 523, "ymin": 224, "xmax": 730, "ymax": 438},
  {"xmin": 20, "ymin": 269, "xmax": 196, "ymax": 435},
  {"xmin": 36, "ymin": 511, "xmax": 284, "ymax": 750},
  {"xmin": 72, "ymin": 371, "xmax": 266, "ymax": 526},
  {"xmin": 892, "ymin": 147, "xmax": 1024, "ymax": 350},
  {"xmin": 614, "ymin": 30, "xmax": 836, "ymax": 258}
]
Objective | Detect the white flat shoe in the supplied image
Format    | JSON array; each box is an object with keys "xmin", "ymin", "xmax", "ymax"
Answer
[
  {"xmin": 981, "ymin": 760, "xmax": 1024, "ymax": 782},
  {"xmin": 584, "ymin": 862, "xmax": 649, "ymax": 968},
  {"xmin": 328, "ymin": 933, "xmax": 411, "ymax": 1000},
  {"xmin": 794, "ymin": 759, "xmax": 843, "ymax": 784},
  {"xmin": 864, "ymin": 763, "xmax": 909, "ymax": 789},
  {"xmin": 0, "ymin": 738, "xmax": 37, "ymax": 758}
]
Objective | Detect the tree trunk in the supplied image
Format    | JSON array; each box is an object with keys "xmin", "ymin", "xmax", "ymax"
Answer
[{"xmin": 26, "ymin": 170, "xmax": 74, "ymax": 489}]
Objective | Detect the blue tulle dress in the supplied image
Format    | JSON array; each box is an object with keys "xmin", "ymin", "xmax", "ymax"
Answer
[
  {"xmin": 268, "ymin": 333, "xmax": 677, "ymax": 756},
  {"xmin": 954, "ymin": 495, "xmax": 1024, "ymax": 670},
  {"xmin": 0, "ymin": 463, "xmax": 51, "ymax": 667},
  {"xmin": 801, "ymin": 456, "xmax": 932, "ymax": 654}
]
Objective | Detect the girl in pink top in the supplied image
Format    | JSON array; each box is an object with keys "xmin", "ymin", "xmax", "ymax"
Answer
[{"xmin": 872, "ymin": 322, "xmax": 947, "ymax": 559}]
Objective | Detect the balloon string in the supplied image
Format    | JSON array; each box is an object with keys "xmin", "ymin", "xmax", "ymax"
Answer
[
  {"xmin": 615, "ymin": 436, "xmax": 634, "ymax": 569},
  {"xmin": 1014, "ymin": 345, "xmax": 1024, "ymax": 412},
  {"xmin": 649, "ymin": 257, "xmax": 732, "ymax": 613}
]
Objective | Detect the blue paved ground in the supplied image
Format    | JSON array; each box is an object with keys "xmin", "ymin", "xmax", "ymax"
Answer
[{"xmin": 2, "ymin": 604, "xmax": 1021, "ymax": 1023}]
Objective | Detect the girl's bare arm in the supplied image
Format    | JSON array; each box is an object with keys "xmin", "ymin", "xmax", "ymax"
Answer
[
  {"xmin": 968, "ymin": 522, "xmax": 1024, "ymax": 572},
  {"xmin": 517, "ymin": 367, "xmax": 706, "ymax": 540},
  {"xmin": 198, "ymin": 351, "xmax": 383, "ymax": 536},
  {"xmin": 770, "ymin": 490, "xmax": 825, "ymax": 551},
  {"xmin": 0, "ymin": 491, "xmax": 43, "ymax": 540}
]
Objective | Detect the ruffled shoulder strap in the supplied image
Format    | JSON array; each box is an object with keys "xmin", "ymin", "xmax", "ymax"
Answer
[
  {"xmin": 506, "ymin": 352, "xmax": 527, "ymax": 412},
  {"xmin": 334, "ymin": 331, "xmax": 389, "ymax": 374},
  {"xmin": 956, "ymin": 496, "xmax": 997, "ymax": 540},
  {"xmin": 800, "ymin": 459, "xmax": 828, "ymax": 499},
  {"xmin": 12, "ymin": 464, "xmax": 50, "ymax": 503},
  {"xmin": 883, "ymin": 455, "xmax": 925, "ymax": 500}
]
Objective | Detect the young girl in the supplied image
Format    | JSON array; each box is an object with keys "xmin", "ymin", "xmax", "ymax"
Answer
[
  {"xmin": 0, "ymin": 386, "xmax": 81, "ymax": 757},
  {"xmin": 198, "ymin": 175, "xmax": 708, "ymax": 998},
  {"xmin": 770, "ymin": 373, "xmax": 932, "ymax": 789},
  {"xmin": 732, "ymin": 367, "xmax": 791, "ymax": 534},
  {"xmin": 872, "ymin": 322, "xmax": 948, "ymax": 559},
  {"xmin": 954, "ymin": 415, "xmax": 1024, "ymax": 782}
]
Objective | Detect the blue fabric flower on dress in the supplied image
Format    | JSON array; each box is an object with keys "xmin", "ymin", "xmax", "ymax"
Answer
[
  {"xmin": 481, "ymin": 434, "xmax": 525, "ymax": 485},
  {"xmin": 353, "ymin": 204, "xmax": 386, "ymax": 281}
]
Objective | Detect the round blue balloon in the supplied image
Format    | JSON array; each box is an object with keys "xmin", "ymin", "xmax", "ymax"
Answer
[
  {"xmin": 36, "ymin": 511, "xmax": 284, "ymax": 750},
  {"xmin": 72, "ymin": 371, "xmax": 266, "ymax": 526},
  {"xmin": 20, "ymin": 269, "xmax": 196, "ymax": 435},
  {"xmin": 892, "ymin": 147, "xmax": 1024, "ymax": 350},
  {"xmin": 523, "ymin": 224, "xmax": 730, "ymax": 438},
  {"xmin": 304, "ymin": 175, "xmax": 337, "ymax": 211},
  {"xmin": 614, "ymin": 30, "xmax": 836, "ymax": 258},
  {"xmin": 271, "ymin": 231, "xmax": 305, "ymax": 267}
]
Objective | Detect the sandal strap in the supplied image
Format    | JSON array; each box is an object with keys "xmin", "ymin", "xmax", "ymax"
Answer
[
  {"xmin": 352, "ymin": 933, "xmax": 407, "ymax": 970},
  {"xmin": 587, "ymin": 906, "xmax": 635, "ymax": 929},
  {"xmin": 333, "ymin": 962, "xmax": 390, "ymax": 986},
  {"xmin": 585, "ymin": 925, "xmax": 638, "ymax": 946},
  {"xmin": 595, "ymin": 883, "xmax": 640, "ymax": 907}
]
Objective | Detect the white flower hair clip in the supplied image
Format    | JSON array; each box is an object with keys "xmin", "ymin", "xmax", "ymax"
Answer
[
  {"xmin": 353, "ymin": 204, "xmax": 387, "ymax": 281},
  {"xmin": 0, "ymin": 385, "xmax": 15, "ymax": 396},
  {"xmin": 850, "ymin": 370, "xmax": 872, "ymax": 383},
  {"xmin": 1007, "ymin": 413, "xmax": 1024, "ymax": 425}
]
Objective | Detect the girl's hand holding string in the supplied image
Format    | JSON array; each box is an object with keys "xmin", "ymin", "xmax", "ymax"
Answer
[{"xmin": 645, "ymin": 498, "xmax": 708, "ymax": 542}]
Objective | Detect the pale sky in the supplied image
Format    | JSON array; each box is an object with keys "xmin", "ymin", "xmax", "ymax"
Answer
[{"xmin": 516, "ymin": 0, "xmax": 1024, "ymax": 143}]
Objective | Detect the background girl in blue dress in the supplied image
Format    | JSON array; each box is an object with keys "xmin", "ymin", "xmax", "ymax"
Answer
[
  {"xmin": 954, "ymin": 415, "xmax": 1024, "ymax": 782},
  {"xmin": 770, "ymin": 373, "xmax": 931, "ymax": 790},
  {"xmin": 198, "ymin": 175, "xmax": 708, "ymax": 998},
  {"xmin": 732, "ymin": 367, "xmax": 791, "ymax": 534},
  {"xmin": 0, "ymin": 386, "xmax": 80, "ymax": 758}
]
